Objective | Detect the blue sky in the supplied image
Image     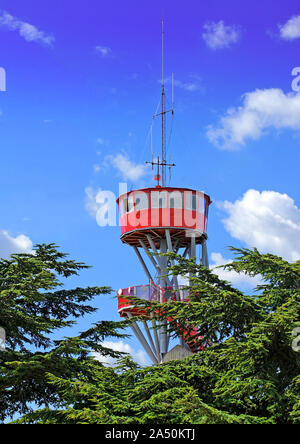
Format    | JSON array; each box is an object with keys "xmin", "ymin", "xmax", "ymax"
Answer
[{"xmin": 1, "ymin": 0, "xmax": 300, "ymax": 364}]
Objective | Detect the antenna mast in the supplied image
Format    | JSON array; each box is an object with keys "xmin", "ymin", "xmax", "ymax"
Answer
[
  {"xmin": 161, "ymin": 19, "xmax": 166, "ymax": 186},
  {"xmin": 146, "ymin": 20, "xmax": 175, "ymax": 186}
]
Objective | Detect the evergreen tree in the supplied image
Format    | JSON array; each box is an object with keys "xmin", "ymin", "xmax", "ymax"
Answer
[
  {"xmin": 5, "ymin": 247, "xmax": 300, "ymax": 424},
  {"xmin": 0, "ymin": 244, "xmax": 127, "ymax": 422}
]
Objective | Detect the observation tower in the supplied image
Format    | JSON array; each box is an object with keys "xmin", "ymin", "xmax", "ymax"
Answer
[{"xmin": 116, "ymin": 22, "xmax": 211, "ymax": 364}]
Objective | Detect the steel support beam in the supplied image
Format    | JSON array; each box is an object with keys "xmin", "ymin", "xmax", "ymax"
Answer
[
  {"xmin": 127, "ymin": 313, "xmax": 158, "ymax": 364},
  {"xmin": 190, "ymin": 234, "xmax": 196, "ymax": 259},
  {"xmin": 146, "ymin": 234, "xmax": 172, "ymax": 286},
  {"xmin": 146, "ymin": 234, "xmax": 164, "ymax": 270},
  {"xmin": 159, "ymin": 239, "xmax": 169, "ymax": 355},
  {"xmin": 139, "ymin": 239, "xmax": 160, "ymax": 274},
  {"xmin": 129, "ymin": 230, "xmax": 210, "ymax": 363},
  {"xmin": 201, "ymin": 239, "xmax": 209, "ymax": 268},
  {"xmin": 133, "ymin": 246, "xmax": 154, "ymax": 282},
  {"xmin": 151, "ymin": 316, "xmax": 161, "ymax": 361},
  {"xmin": 183, "ymin": 246, "xmax": 190, "ymax": 258},
  {"xmin": 165, "ymin": 229, "xmax": 179, "ymax": 299},
  {"xmin": 143, "ymin": 320, "xmax": 158, "ymax": 358}
]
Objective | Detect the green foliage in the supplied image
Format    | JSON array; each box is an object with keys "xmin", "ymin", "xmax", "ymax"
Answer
[
  {"xmin": 2, "ymin": 246, "xmax": 300, "ymax": 424},
  {"xmin": 0, "ymin": 244, "xmax": 127, "ymax": 422}
]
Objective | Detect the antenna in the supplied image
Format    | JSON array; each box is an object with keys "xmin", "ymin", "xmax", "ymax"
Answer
[
  {"xmin": 161, "ymin": 19, "xmax": 166, "ymax": 186},
  {"xmin": 146, "ymin": 20, "xmax": 175, "ymax": 186},
  {"xmin": 172, "ymin": 72, "xmax": 174, "ymax": 114},
  {"xmin": 150, "ymin": 124, "xmax": 153, "ymax": 167}
]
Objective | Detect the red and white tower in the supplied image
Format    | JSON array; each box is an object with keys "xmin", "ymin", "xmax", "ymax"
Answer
[{"xmin": 117, "ymin": 22, "xmax": 211, "ymax": 364}]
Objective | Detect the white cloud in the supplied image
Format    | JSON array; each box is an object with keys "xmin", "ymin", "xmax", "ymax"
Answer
[
  {"xmin": 279, "ymin": 15, "xmax": 300, "ymax": 41},
  {"xmin": 207, "ymin": 88, "xmax": 300, "ymax": 149},
  {"xmin": 210, "ymin": 252, "xmax": 262, "ymax": 287},
  {"xmin": 202, "ymin": 20, "xmax": 240, "ymax": 50},
  {"xmin": 0, "ymin": 11, "xmax": 54, "ymax": 46},
  {"xmin": 93, "ymin": 340, "xmax": 149, "ymax": 366},
  {"xmin": 106, "ymin": 153, "xmax": 148, "ymax": 182},
  {"xmin": 0, "ymin": 230, "xmax": 33, "ymax": 259},
  {"xmin": 218, "ymin": 189, "xmax": 300, "ymax": 262},
  {"xmin": 95, "ymin": 45, "xmax": 112, "ymax": 57}
]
